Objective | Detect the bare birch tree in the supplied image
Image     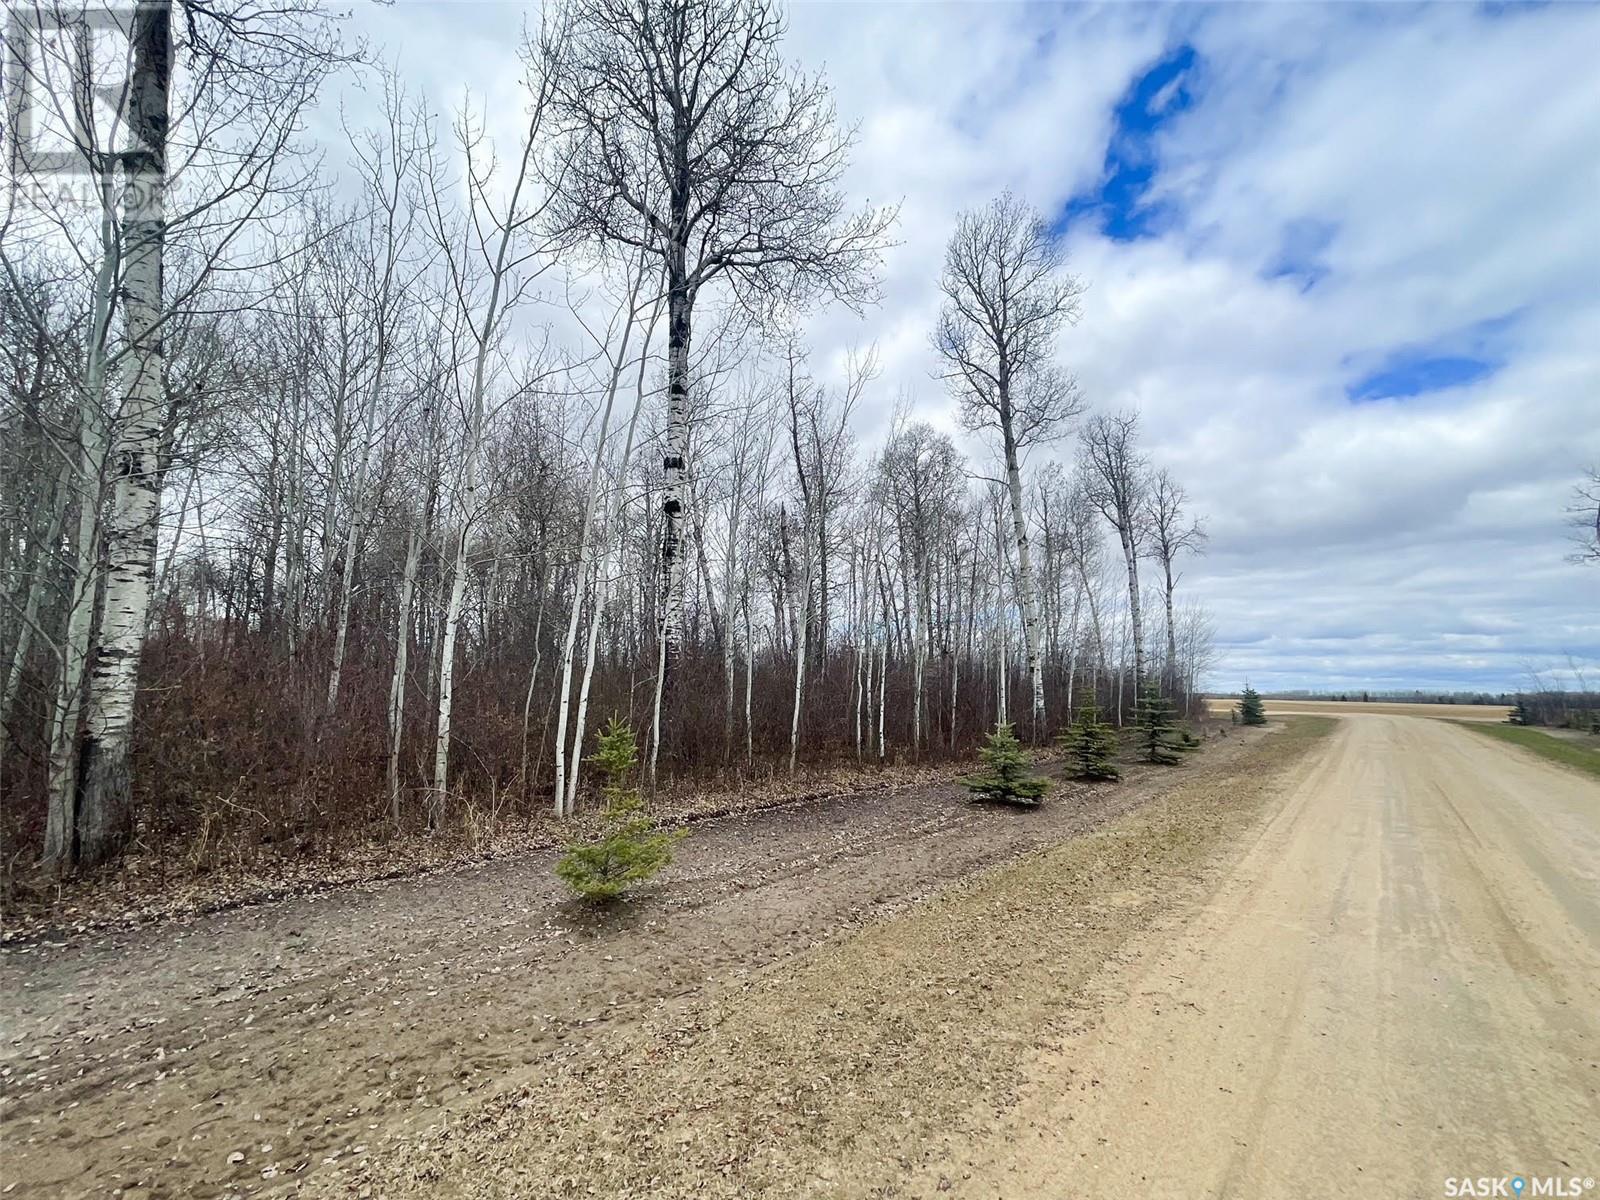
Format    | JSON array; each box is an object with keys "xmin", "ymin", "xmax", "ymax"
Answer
[
  {"xmin": 934, "ymin": 191, "xmax": 1084, "ymax": 736},
  {"xmin": 1081, "ymin": 411, "xmax": 1150, "ymax": 690},
  {"xmin": 544, "ymin": 0, "xmax": 894, "ymax": 751},
  {"xmin": 1145, "ymin": 468, "xmax": 1206, "ymax": 693},
  {"xmin": 553, "ymin": 254, "xmax": 656, "ymax": 815},
  {"xmin": 419, "ymin": 56, "xmax": 563, "ymax": 822}
]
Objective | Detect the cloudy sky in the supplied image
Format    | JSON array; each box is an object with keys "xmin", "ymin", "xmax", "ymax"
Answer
[{"xmin": 342, "ymin": 0, "xmax": 1599, "ymax": 694}]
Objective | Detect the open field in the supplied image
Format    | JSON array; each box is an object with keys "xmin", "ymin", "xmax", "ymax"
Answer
[{"xmin": 1205, "ymin": 696, "xmax": 1513, "ymax": 722}]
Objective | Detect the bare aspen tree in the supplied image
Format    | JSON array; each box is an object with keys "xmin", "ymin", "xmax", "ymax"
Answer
[
  {"xmin": 420, "ymin": 60, "xmax": 563, "ymax": 821},
  {"xmin": 1145, "ymin": 468, "xmax": 1206, "ymax": 694},
  {"xmin": 716, "ymin": 378, "xmax": 778, "ymax": 761},
  {"xmin": 387, "ymin": 527, "xmax": 421, "ymax": 824},
  {"xmin": 991, "ymin": 488, "xmax": 1011, "ymax": 726},
  {"xmin": 782, "ymin": 343, "xmax": 871, "ymax": 771},
  {"xmin": 784, "ymin": 347, "xmax": 815, "ymax": 775},
  {"xmin": 877, "ymin": 420, "xmax": 964, "ymax": 755},
  {"xmin": 6, "ymin": 0, "xmax": 340, "ymax": 867},
  {"xmin": 326, "ymin": 79, "xmax": 430, "ymax": 720},
  {"xmin": 1568, "ymin": 467, "xmax": 1599, "ymax": 564},
  {"xmin": 546, "ymin": 0, "xmax": 893, "ymax": 751},
  {"xmin": 0, "ymin": 253, "xmax": 115, "ymax": 866},
  {"xmin": 934, "ymin": 192, "xmax": 1084, "ymax": 737},
  {"xmin": 554, "ymin": 257, "xmax": 653, "ymax": 815},
  {"xmin": 1081, "ymin": 411, "xmax": 1151, "ymax": 690},
  {"xmin": 1174, "ymin": 601, "xmax": 1219, "ymax": 698}
]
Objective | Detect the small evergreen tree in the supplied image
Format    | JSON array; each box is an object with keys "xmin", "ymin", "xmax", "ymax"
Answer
[
  {"xmin": 1507, "ymin": 696, "xmax": 1531, "ymax": 726},
  {"xmin": 964, "ymin": 722, "xmax": 1048, "ymax": 806},
  {"xmin": 1060, "ymin": 703, "xmax": 1120, "ymax": 781},
  {"xmin": 556, "ymin": 717, "xmax": 684, "ymax": 901},
  {"xmin": 1134, "ymin": 683, "xmax": 1185, "ymax": 765},
  {"xmin": 1237, "ymin": 684, "xmax": 1267, "ymax": 727}
]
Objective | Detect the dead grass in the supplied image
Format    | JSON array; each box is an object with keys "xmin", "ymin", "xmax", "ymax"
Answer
[{"xmin": 1452, "ymin": 720, "xmax": 1600, "ymax": 781}]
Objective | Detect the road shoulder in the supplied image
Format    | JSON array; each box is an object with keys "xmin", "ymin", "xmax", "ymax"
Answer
[{"xmin": 361, "ymin": 717, "xmax": 1337, "ymax": 1200}]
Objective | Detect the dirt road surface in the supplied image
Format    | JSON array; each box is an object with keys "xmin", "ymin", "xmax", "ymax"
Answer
[{"xmin": 928, "ymin": 714, "xmax": 1600, "ymax": 1199}]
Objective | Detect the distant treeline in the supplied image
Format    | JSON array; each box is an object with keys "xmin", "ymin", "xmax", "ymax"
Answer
[
  {"xmin": 1210, "ymin": 690, "xmax": 1513, "ymax": 705},
  {"xmin": 1203, "ymin": 689, "xmax": 1599, "ymax": 732}
]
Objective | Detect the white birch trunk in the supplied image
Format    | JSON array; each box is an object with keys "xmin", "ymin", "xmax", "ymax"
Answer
[
  {"xmin": 387, "ymin": 527, "xmax": 421, "ymax": 826},
  {"xmin": 1064, "ymin": 589, "xmax": 1083, "ymax": 715},
  {"xmin": 1120, "ymin": 528, "xmax": 1144, "ymax": 687},
  {"xmin": 565, "ymin": 560, "xmax": 606, "ymax": 814},
  {"xmin": 743, "ymin": 592, "xmax": 754, "ymax": 767},
  {"xmin": 75, "ymin": 1, "xmax": 171, "ymax": 867},
  {"xmin": 721, "ymin": 487, "xmax": 743, "ymax": 762},
  {"xmin": 852, "ymin": 545, "xmax": 866, "ymax": 761},
  {"xmin": 42, "ymin": 439, "xmax": 103, "ymax": 866},
  {"xmin": 1163, "ymin": 559, "xmax": 1179, "ymax": 696},
  {"xmin": 658, "ymin": 271, "xmax": 691, "ymax": 719},
  {"xmin": 788, "ymin": 541, "xmax": 811, "ymax": 776},
  {"xmin": 910, "ymin": 560, "xmax": 924, "ymax": 754},
  {"xmin": 432, "ymin": 518, "xmax": 470, "ymax": 824},
  {"xmin": 876, "ymin": 633, "xmax": 888, "ymax": 763},
  {"xmin": 648, "ymin": 605, "xmax": 668, "ymax": 787},
  {"xmin": 1004, "ymin": 445, "xmax": 1046, "ymax": 735}
]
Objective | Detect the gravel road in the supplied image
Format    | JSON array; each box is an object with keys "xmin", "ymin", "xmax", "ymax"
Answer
[{"xmin": 931, "ymin": 713, "xmax": 1600, "ymax": 1199}]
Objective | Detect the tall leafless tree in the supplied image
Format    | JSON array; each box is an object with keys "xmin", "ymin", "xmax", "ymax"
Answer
[
  {"xmin": 1081, "ymin": 411, "xmax": 1151, "ymax": 690},
  {"xmin": 543, "ymin": 0, "xmax": 895, "ymax": 752},
  {"xmin": 71, "ymin": 0, "xmax": 174, "ymax": 866},
  {"xmin": 1145, "ymin": 468, "xmax": 1206, "ymax": 693},
  {"xmin": 934, "ymin": 191, "xmax": 1084, "ymax": 736}
]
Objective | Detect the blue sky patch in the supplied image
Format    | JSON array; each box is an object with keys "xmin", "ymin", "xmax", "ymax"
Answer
[
  {"xmin": 1055, "ymin": 43, "xmax": 1198, "ymax": 241},
  {"xmin": 1347, "ymin": 356, "xmax": 1500, "ymax": 402},
  {"xmin": 1345, "ymin": 312, "xmax": 1518, "ymax": 401}
]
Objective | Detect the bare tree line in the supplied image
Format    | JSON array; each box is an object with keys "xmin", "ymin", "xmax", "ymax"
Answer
[{"xmin": 1, "ymin": 0, "xmax": 1213, "ymax": 879}]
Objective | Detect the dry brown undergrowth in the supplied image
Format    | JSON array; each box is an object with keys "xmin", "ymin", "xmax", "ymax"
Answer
[{"xmin": 1, "ymin": 758, "xmax": 960, "ymax": 943}]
